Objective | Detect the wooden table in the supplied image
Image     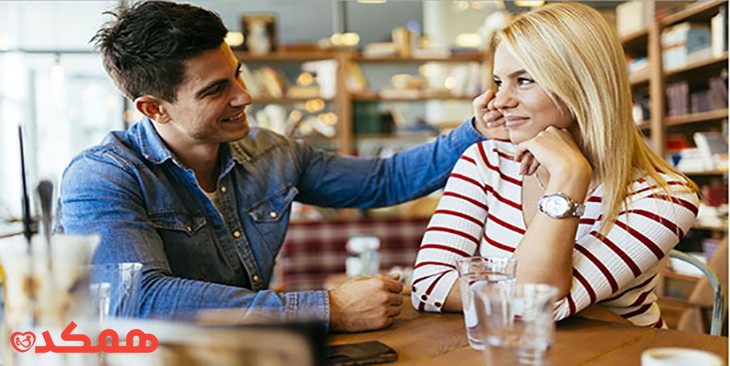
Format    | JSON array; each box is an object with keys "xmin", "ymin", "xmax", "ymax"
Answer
[{"xmin": 329, "ymin": 303, "xmax": 728, "ymax": 365}]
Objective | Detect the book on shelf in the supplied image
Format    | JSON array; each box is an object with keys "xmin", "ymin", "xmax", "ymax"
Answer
[
  {"xmin": 362, "ymin": 42, "xmax": 398, "ymax": 58},
  {"xmin": 665, "ymin": 81, "xmax": 689, "ymax": 116},
  {"xmin": 708, "ymin": 75, "xmax": 728, "ymax": 110},
  {"xmin": 690, "ymin": 90, "xmax": 711, "ymax": 114},
  {"xmin": 256, "ymin": 66, "xmax": 287, "ymax": 98},
  {"xmin": 239, "ymin": 63, "xmax": 262, "ymax": 98},
  {"xmin": 693, "ymin": 131, "xmax": 729, "ymax": 171},
  {"xmin": 302, "ymin": 60, "xmax": 337, "ymax": 99},
  {"xmin": 345, "ymin": 62, "xmax": 368, "ymax": 92},
  {"xmin": 446, "ymin": 62, "xmax": 482, "ymax": 97},
  {"xmin": 632, "ymin": 92, "xmax": 651, "ymax": 124},
  {"xmin": 711, "ymin": 5, "xmax": 728, "ymax": 57},
  {"xmin": 661, "ymin": 22, "xmax": 712, "ymax": 71},
  {"xmin": 286, "ymin": 85, "xmax": 321, "ymax": 99},
  {"xmin": 379, "ymin": 88, "xmax": 421, "ymax": 99},
  {"xmin": 412, "ymin": 48, "xmax": 451, "ymax": 59},
  {"xmin": 615, "ymin": 1, "xmax": 687, "ymax": 37},
  {"xmin": 674, "ymin": 148, "xmax": 707, "ymax": 173}
]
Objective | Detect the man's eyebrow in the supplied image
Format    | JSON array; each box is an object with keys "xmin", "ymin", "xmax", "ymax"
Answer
[
  {"xmin": 195, "ymin": 79, "xmax": 228, "ymax": 99},
  {"xmin": 194, "ymin": 63, "xmax": 242, "ymax": 99}
]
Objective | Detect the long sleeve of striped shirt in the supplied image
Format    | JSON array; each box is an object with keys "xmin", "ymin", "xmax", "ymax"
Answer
[{"xmin": 411, "ymin": 140, "xmax": 699, "ymax": 327}]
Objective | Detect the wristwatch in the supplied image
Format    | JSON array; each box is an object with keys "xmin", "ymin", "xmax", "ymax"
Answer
[{"xmin": 537, "ymin": 192, "xmax": 585, "ymax": 219}]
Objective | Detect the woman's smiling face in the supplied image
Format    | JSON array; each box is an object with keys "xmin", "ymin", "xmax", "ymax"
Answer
[{"xmin": 492, "ymin": 43, "xmax": 574, "ymax": 144}]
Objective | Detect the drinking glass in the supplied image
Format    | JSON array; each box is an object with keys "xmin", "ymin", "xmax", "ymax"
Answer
[
  {"xmin": 475, "ymin": 283, "xmax": 558, "ymax": 366},
  {"xmin": 88, "ymin": 262, "xmax": 143, "ymax": 322},
  {"xmin": 455, "ymin": 256, "xmax": 517, "ymax": 350},
  {"xmin": 0, "ymin": 234, "xmax": 99, "ymax": 366}
]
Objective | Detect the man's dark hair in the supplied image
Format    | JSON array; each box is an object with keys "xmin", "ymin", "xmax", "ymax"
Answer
[{"xmin": 93, "ymin": 1, "xmax": 228, "ymax": 102}]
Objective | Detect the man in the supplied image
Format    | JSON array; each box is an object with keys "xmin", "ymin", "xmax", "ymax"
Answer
[{"xmin": 56, "ymin": 1, "xmax": 503, "ymax": 332}]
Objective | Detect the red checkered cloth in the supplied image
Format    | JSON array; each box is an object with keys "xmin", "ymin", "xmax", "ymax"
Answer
[{"xmin": 276, "ymin": 218, "xmax": 429, "ymax": 291}]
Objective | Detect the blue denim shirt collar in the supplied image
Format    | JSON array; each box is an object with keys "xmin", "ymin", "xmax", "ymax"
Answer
[
  {"xmin": 135, "ymin": 117, "xmax": 174, "ymax": 165},
  {"xmin": 135, "ymin": 117, "xmax": 241, "ymax": 175}
]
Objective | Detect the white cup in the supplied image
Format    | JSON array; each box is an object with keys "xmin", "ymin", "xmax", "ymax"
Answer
[{"xmin": 641, "ymin": 347, "xmax": 724, "ymax": 366}]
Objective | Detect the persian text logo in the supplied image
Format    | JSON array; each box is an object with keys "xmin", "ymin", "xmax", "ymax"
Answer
[{"xmin": 10, "ymin": 321, "xmax": 158, "ymax": 353}]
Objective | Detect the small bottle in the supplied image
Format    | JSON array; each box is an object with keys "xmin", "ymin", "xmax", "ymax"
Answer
[{"xmin": 345, "ymin": 236, "xmax": 380, "ymax": 277}]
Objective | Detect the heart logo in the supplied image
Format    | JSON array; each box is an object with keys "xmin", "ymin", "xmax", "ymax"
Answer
[{"xmin": 10, "ymin": 331, "xmax": 36, "ymax": 353}]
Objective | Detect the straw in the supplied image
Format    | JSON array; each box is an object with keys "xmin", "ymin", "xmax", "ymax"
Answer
[
  {"xmin": 18, "ymin": 124, "xmax": 38, "ymax": 326},
  {"xmin": 18, "ymin": 125, "xmax": 32, "ymax": 246}
]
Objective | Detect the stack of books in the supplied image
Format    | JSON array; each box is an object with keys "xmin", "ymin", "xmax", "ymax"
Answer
[
  {"xmin": 709, "ymin": 75, "xmax": 729, "ymax": 110},
  {"xmin": 666, "ymin": 81, "xmax": 689, "ymax": 116},
  {"xmin": 661, "ymin": 22, "xmax": 712, "ymax": 71}
]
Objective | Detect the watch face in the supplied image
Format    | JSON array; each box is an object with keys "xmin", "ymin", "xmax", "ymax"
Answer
[{"xmin": 544, "ymin": 195, "xmax": 570, "ymax": 216}]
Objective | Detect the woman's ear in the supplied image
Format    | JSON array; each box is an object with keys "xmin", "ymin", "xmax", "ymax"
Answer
[{"xmin": 134, "ymin": 96, "xmax": 171, "ymax": 123}]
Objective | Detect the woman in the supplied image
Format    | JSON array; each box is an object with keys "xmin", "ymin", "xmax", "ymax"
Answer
[{"xmin": 411, "ymin": 2, "xmax": 699, "ymax": 327}]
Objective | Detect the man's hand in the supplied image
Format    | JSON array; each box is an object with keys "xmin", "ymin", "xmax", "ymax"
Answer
[
  {"xmin": 472, "ymin": 89, "xmax": 539, "ymax": 176},
  {"xmin": 328, "ymin": 274, "xmax": 404, "ymax": 332},
  {"xmin": 472, "ymin": 89, "xmax": 508, "ymax": 140}
]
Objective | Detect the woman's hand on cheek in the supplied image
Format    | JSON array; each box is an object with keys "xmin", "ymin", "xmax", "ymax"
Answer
[{"xmin": 473, "ymin": 89, "xmax": 509, "ymax": 140}]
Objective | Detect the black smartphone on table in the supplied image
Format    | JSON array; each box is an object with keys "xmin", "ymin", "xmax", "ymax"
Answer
[{"xmin": 326, "ymin": 341, "xmax": 398, "ymax": 365}]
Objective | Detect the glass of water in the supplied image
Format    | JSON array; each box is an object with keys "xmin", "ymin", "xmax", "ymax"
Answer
[
  {"xmin": 455, "ymin": 256, "xmax": 517, "ymax": 350},
  {"xmin": 475, "ymin": 283, "xmax": 557, "ymax": 366}
]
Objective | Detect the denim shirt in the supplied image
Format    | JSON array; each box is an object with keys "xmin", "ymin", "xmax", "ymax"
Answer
[{"xmin": 56, "ymin": 117, "xmax": 483, "ymax": 326}]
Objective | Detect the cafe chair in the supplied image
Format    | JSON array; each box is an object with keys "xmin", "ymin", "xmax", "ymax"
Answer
[{"xmin": 669, "ymin": 249, "xmax": 726, "ymax": 336}]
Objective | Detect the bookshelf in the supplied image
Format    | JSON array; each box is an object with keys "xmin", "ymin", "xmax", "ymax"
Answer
[
  {"xmin": 664, "ymin": 108, "xmax": 728, "ymax": 127},
  {"xmin": 235, "ymin": 49, "xmax": 485, "ymax": 156},
  {"xmin": 621, "ymin": 1, "xmax": 728, "ymax": 332},
  {"xmin": 622, "ymin": 0, "xmax": 728, "ymax": 166}
]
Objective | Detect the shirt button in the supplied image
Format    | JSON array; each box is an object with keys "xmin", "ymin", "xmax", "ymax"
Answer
[
  {"xmin": 434, "ymin": 302, "xmax": 442, "ymax": 308},
  {"xmin": 220, "ymin": 186, "xmax": 227, "ymax": 193},
  {"xmin": 233, "ymin": 231, "xmax": 241, "ymax": 238},
  {"xmin": 252, "ymin": 274, "xmax": 260, "ymax": 282},
  {"xmin": 186, "ymin": 226, "xmax": 193, "ymax": 233},
  {"xmin": 421, "ymin": 294, "xmax": 428, "ymax": 301},
  {"xmin": 269, "ymin": 211, "xmax": 277, "ymax": 218}
]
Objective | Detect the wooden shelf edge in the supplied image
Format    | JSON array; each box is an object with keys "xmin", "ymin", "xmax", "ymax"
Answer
[
  {"xmin": 235, "ymin": 50, "xmax": 335, "ymax": 61},
  {"xmin": 351, "ymin": 94, "xmax": 476, "ymax": 102},
  {"xmin": 629, "ymin": 72, "xmax": 650, "ymax": 86},
  {"xmin": 252, "ymin": 96, "xmax": 333, "ymax": 104},
  {"xmin": 665, "ymin": 53, "xmax": 729, "ymax": 77},
  {"xmin": 660, "ymin": 0, "xmax": 727, "ymax": 26},
  {"xmin": 354, "ymin": 52, "xmax": 484, "ymax": 63},
  {"xmin": 664, "ymin": 109, "xmax": 729, "ymax": 126},
  {"xmin": 621, "ymin": 28, "xmax": 649, "ymax": 45}
]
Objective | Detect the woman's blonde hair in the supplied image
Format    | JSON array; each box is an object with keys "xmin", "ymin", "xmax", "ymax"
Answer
[{"xmin": 497, "ymin": 2, "xmax": 697, "ymax": 233}]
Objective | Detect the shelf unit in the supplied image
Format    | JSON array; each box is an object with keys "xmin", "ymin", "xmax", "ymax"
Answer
[
  {"xmin": 235, "ymin": 49, "xmax": 484, "ymax": 155},
  {"xmin": 623, "ymin": 0, "xmax": 728, "ymax": 170},
  {"xmin": 621, "ymin": 1, "xmax": 728, "ymax": 332}
]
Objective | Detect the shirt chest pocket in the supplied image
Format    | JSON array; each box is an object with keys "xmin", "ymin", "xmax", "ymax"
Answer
[
  {"xmin": 247, "ymin": 185, "xmax": 299, "ymax": 223},
  {"xmin": 148, "ymin": 211, "xmax": 207, "ymax": 236}
]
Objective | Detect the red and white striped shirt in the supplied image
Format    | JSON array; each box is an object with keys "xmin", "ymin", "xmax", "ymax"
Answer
[{"xmin": 411, "ymin": 140, "xmax": 699, "ymax": 327}]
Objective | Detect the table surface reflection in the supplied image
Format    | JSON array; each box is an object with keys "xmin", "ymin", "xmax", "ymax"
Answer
[{"xmin": 329, "ymin": 302, "xmax": 728, "ymax": 365}]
